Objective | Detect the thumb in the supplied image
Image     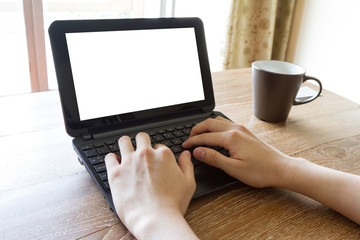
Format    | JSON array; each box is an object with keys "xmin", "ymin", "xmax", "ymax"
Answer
[
  {"xmin": 177, "ymin": 151, "xmax": 196, "ymax": 215},
  {"xmin": 193, "ymin": 147, "xmax": 234, "ymax": 172},
  {"xmin": 177, "ymin": 150, "xmax": 196, "ymax": 184}
]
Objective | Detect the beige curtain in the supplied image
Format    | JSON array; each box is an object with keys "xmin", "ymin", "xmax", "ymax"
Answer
[{"xmin": 223, "ymin": 0, "xmax": 297, "ymax": 69}]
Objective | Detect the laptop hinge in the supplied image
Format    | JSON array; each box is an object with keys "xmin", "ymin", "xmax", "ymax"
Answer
[
  {"xmin": 91, "ymin": 112, "xmax": 213, "ymax": 140},
  {"xmin": 82, "ymin": 133, "xmax": 93, "ymax": 141}
]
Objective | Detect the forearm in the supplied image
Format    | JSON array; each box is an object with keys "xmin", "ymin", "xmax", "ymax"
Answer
[{"xmin": 279, "ymin": 157, "xmax": 360, "ymax": 224}]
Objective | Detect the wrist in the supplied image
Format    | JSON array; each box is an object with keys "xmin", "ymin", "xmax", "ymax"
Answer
[
  {"xmin": 131, "ymin": 208, "xmax": 198, "ymax": 240},
  {"xmin": 275, "ymin": 156, "xmax": 309, "ymax": 189}
]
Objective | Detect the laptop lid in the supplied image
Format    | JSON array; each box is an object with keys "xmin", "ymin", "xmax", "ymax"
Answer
[{"xmin": 49, "ymin": 18, "xmax": 215, "ymax": 138}]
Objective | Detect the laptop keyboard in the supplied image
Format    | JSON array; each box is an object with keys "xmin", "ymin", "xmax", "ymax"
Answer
[{"xmin": 80, "ymin": 121, "xmax": 229, "ymax": 191}]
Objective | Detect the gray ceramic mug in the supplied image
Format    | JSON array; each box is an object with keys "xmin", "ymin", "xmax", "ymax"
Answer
[{"xmin": 252, "ymin": 60, "xmax": 322, "ymax": 123}]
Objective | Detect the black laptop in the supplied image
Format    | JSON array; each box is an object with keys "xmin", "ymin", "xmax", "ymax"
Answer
[{"xmin": 49, "ymin": 17, "xmax": 237, "ymax": 211}]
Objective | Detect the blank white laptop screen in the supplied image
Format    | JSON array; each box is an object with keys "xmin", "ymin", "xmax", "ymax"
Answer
[{"xmin": 66, "ymin": 28, "xmax": 205, "ymax": 121}]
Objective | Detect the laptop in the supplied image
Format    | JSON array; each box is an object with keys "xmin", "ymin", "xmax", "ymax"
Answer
[{"xmin": 49, "ymin": 17, "xmax": 237, "ymax": 212}]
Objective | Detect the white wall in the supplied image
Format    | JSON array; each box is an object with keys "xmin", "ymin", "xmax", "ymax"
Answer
[{"xmin": 287, "ymin": 0, "xmax": 360, "ymax": 103}]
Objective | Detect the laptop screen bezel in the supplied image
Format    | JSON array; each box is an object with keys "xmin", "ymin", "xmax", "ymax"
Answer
[{"xmin": 49, "ymin": 18, "xmax": 215, "ymax": 137}]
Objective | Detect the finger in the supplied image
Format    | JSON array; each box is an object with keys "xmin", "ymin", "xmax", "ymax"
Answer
[
  {"xmin": 183, "ymin": 132, "xmax": 226, "ymax": 149},
  {"xmin": 153, "ymin": 143, "xmax": 167, "ymax": 150},
  {"xmin": 215, "ymin": 116, "xmax": 232, "ymax": 123},
  {"xmin": 177, "ymin": 150, "xmax": 195, "ymax": 181},
  {"xmin": 118, "ymin": 135, "xmax": 134, "ymax": 158},
  {"xmin": 105, "ymin": 153, "xmax": 121, "ymax": 170},
  {"xmin": 135, "ymin": 132, "xmax": 151, "ymax": 149},
  {"xmin": 177, "ymin": 150, "xmax": 196, "ymax": 214},
  {"xmin": 193, "ymin": 147, "xmax": 236, "ymax": 174},
  {"xmin": 190, "ymin": 118, "xmax": 232, "ymax": 137}
]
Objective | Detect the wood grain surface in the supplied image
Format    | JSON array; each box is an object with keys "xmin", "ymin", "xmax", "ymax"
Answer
[{"xmin": 1, "ymin": 68, "xmax": 359, "ymax": 239}]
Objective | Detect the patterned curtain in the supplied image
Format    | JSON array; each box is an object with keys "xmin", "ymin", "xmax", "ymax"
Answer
[{"xmin": 223, "ymin": 0, "xmax": 297, "ymax": 69}]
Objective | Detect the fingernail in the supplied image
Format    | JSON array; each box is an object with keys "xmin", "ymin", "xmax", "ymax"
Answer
[
  {"xmin": 183, "ymin": 150, "xmax": 191, "ymax": 158},
  {"xmin": 105, "ymin": 153, "xmax": 121, "ymax": 163},
  {"xmin": 194, "ymin": 148, "xmax": 205, "ymax": 160},
  {"xmin": 105, "ymin": 153, "xmax": 114, "ymax": 162}
]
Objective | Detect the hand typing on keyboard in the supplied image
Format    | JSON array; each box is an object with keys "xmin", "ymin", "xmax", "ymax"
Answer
[
  {"xmin": 104, "ymin": 132, "xmax": 198, "ymax": 240},
  {"xmin": 182, "ymin": 117, "xmax": 360, "ymax": 225},
  {"xmin": 182, "ymin": 116, "xmax": 289, "ymax": 188}
]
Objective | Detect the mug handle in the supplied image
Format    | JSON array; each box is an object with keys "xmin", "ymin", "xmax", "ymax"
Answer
[{"xmin": 293, "ymin": 76, "xmax": 322, "ymax": 105}]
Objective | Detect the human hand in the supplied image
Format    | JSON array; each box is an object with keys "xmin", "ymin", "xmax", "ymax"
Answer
[
  {"xmin": 105, "ymin": 132, "xmax": 197, "ymax": 239},
  {"xmin": 184, "ymin": 117, "xmax": 360, "ymax": 225},
  {"xmin": 182, "ymin": 117, "xmax": 294, "ymax": 188}
]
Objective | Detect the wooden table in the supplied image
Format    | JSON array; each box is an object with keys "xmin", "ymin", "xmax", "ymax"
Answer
[{"xmin": 1, "ymin": 68, "xmax": 359, "ymax": 239}]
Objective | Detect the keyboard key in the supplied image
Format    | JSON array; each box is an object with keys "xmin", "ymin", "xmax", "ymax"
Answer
[
  {"xmin": 173, "ymin": 131, "xmax": 184, "ymax": 137},
  {"xmin": 94, "ymin": 163, "xmax": 106, "ymax": 173},
  {"xmin": 181, "ymin": 136, "xmax": 188, "ymax": 142},
  {"xmin": 153, "ymin": 135, "xmax": 165, "ymax": 142},
  {"xmin": 81, "ymin": 145, "xmax": 93, "ymax": 151},
  {"xmin": 104, "ymin": 181, "xmax": 110, "ymax": 189},
  {"xmin": 183, "ymin": 129, "xmax": 191, "ymax": 135},
  {"xmin": 108, "ymin": 144, "xmax": 119, "ymax": 152},
  {"xmin": 84, "ymin": 149, "xmax": 98, "ymax": 158},
  {"xmin": 147, "ymin": 131, "xmax": 156, "ymax": 136},
  {"xmin": 161, "ymin": 140, "xmax": 173, "ymax": 147},
  {"xmin": 89, "ymin": 156, "xmax": 104, "ymax": 165},
  {"xmin": 96, "ymin": 147, "xmax": 110, "ymax": 155},
  {"xmin": 98, "ymin": 172, "xmax": 108, "ymax": 181},
  {"xmin": 171, "ymin": 138, "xmax": 182, "ymax": 146},
  {"xmin": 93, "ymin": 142, "xmax": 104, "ymax": 148},
  {"xmin": 105, "ymin": 140, "xmax": 116, "ymax": 146},
  {"xmin": 163, "ymin": 133, "xmax": 175, "ymax": 140},
  {"xmin": 157, "ymin": 129, "xmax": 166, "ymax": 134},
  {"xmin": 170, "ymin": 146, "xmax": 182, "ymax": 154}
]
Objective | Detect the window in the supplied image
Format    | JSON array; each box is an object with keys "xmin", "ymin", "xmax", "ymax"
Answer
[
  {"xmin": 0, "ymin": 0, "xmax": 31, "ymax": 96},
  {"xmin": 0, "ymin": 0, "xmax": 231, "ymax": 96}
]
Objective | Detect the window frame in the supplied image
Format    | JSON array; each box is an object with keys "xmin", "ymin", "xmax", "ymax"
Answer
[{"xmin": 23, "ymin": 0, "xmax": 49, "ymax": 92}]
